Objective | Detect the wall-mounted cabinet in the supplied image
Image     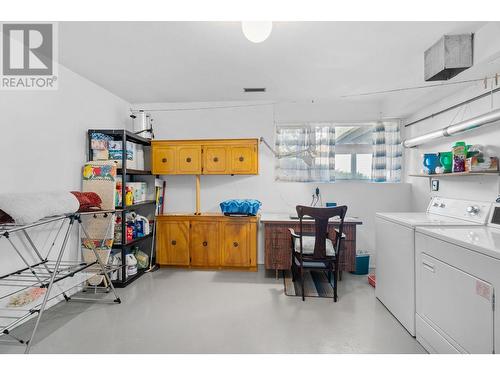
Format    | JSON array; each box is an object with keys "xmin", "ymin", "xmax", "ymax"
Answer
[
  {"xmin": 151, "ymin": 139, "xmax": 259, "ymax": 175},
  {"xmin": 156, "ymin": 214, "xmax": 258, "ymax": 271}
]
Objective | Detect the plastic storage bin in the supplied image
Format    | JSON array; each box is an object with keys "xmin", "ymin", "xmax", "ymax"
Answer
[{"xmin": 353, "ymin": 254, "xmax": 370, "ymax": 275}]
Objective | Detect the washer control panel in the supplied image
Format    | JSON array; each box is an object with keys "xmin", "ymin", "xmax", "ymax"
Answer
[{"xmin": 428, "ymin": 197, "xmax": 491, "ymax": 223}]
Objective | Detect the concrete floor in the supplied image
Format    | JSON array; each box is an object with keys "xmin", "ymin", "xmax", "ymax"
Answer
[{"xmin": 0, "ymin": 268, "xmax": 425, "ymax": 354}]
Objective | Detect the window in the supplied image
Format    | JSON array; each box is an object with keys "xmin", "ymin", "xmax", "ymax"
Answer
[
  {"xmin": 275, "ymin": 121, "xmax": 402, "ymax": 183},
  {"xmin": 275, "ymin": 124, "xmax": 336, "ymax": 182},
  {"xmin": 335, "ymin": 125, "xmax": 373, "ymax": 180}
]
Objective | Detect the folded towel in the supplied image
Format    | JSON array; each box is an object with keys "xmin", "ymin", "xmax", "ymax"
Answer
[{"xmin": 0, "ymin": 191, "xmax": 80, "ymax": 225}]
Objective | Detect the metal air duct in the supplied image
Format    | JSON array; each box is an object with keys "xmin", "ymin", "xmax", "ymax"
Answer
[
  {"xmin": 424, "ymin": 34, "xmax": 473, "ymax": 81},
  {"xmin": 403, "ymin": 108, "xmax": 500, "ymax": 148}
]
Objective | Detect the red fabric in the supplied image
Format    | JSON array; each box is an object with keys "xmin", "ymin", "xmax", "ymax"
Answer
[
  {"xmin": 0, "ymin": 209, "xmax": 14, "ymax": 224},
  {"xmin": 368, "ymin": 273, "xmax": 376, "ymax": 288},
  {"xmin": 70, "ymin": 191, "xmax": 102, "ymax": 212}
]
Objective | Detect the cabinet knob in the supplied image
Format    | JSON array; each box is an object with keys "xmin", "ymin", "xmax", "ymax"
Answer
[
  {"xmin": 162, "ymin": 158, "xmax": 167, "ymax": 163},
  {"xmin": 171, "ymin": 240, "xmax": 177, "ymax": 245},
  {"xmin": 213, "ymin": 157, "xmax": 218, "ymax": 162},
  {"xmin": 239, "ymin": 156, "xmax": 244, "ymax": 162},
  {"xmin": 186, "ymin": 157, "xmax": 192, "ymax": 163},
  {"xmin": 233, "ymin": 241, "xmax": 239, "ymax": 248},
  {"xmin": 203, "ymin": 241, "xmax": 208, "ymax": 247}
]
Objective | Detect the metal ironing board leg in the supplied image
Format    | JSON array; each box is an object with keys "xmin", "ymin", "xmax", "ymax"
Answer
[
  {"xmin": 24, "ymin": 215, "xmax": 75, "ymax": 354},
  {"xmin": 21, "ymin": 229, "xmax": 70, "ymax": 301},
  {"xmin": 5, "ymin": 236, "xmax": 45, "ymax": 285}
]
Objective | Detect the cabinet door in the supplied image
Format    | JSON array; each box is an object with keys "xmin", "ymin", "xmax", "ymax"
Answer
[
  {"xmin": 177, "ymin": 146, "xmax": 202, "ymax": 174},
  {"xmin": 190, "ymin": 222, "xmax": 219, "ymax": 266},
  {"xmin": 156, "ymin": 220, "xmax": 169, "ymax": 265},
  {"xmin": 164, "ymin": 221, "xmax": 190, "ymax": 265},
  {"xmin": 152, "ymin": 146, "xmax": 176, "ymax": 174},
  {"xmin": 222, "ymin": 222, "xmax": 250, "ymax": 267},
  {"xmin": 230, "ymin": 145, "xmax": 256, "ymax": 174},
  {"xmin": 203, "ymin": 146, "xmax": 228, "ymax": 174}
]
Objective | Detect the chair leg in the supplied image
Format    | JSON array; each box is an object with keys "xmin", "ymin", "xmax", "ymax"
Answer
[
  {"xmin": 328, "ymin": 263, "xmax": 332, "ymax": 284},
  {"xmin": 333, "ymin": 269, "xmax": 338, "ymax": 302},
  {"xmin": 300, "ymin": 264, "xmax": 305, "ymax": 301}
]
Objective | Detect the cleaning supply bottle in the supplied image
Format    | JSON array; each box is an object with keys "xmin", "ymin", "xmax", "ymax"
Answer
[
  {"xmin": 125, "ymin": 253, "xmax": 138, "ymax": 276},
  {"xmin": 125, "ymin": 186, "xmax": 134, "ymax": 206},
  {"xmin": 452, "ymin": 141, "xmax": 467, "ymax": 173},
  {"xmin": 135, "ymin": 215, "xmax": 150, "ymax": 237}
]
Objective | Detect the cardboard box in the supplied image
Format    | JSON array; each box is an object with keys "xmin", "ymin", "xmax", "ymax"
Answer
[
  {"xmin": 465, "ymin": 156, "xmax": 499, "ymax": 172},
  {"xmin": 128, "ymin": 182, "xmax": 147, "ymax": 203}
]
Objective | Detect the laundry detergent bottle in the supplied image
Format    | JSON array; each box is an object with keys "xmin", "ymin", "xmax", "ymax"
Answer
[{"xmin": 452, "ymin": 141, "xmax": 467, "ymax": 173}]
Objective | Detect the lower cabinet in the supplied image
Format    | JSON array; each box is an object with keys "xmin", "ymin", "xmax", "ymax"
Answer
[
  {"xmin": 221, "ymin": 222, "xmax": 250, "ymax": 267},
  {"xmin": 190, "ymin": 221, "xmax": 219, "ymax": 267},
  {"xmin": 156, "ymin": 214, "xmax": 258, "ymax": 271},
  {"xmin": 156, "ymin": 221, "xmax": 190, "ymax": 266}
]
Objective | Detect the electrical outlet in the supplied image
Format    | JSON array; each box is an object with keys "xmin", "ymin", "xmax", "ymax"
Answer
[{"xmin": 431, "ymin": 179, "xmax": 439, "ymax": 191}]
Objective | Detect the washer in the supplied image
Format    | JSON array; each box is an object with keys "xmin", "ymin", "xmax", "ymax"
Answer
[
  {"xmin": 375, "ymin": 197, "xmax": 491, "ymax": 336},
  {"xmin": 414, "ymin": 203, "xmax": 500, "ymax": 353}
]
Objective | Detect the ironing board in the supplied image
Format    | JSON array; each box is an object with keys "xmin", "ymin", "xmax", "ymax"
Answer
[{"xmin": 0, "ymin": 210, "xmax": 122, "ymax": 353}]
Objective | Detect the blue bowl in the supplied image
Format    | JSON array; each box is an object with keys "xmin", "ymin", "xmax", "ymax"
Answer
[{"xmin": 220, "ymin": 199, "xmax": 262, "ymax": 216}]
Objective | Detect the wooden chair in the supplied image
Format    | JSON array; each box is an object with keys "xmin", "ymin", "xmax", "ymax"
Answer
[{"xmin": 289, "ymin": 205, "xmax": 348, "ymax": 302}]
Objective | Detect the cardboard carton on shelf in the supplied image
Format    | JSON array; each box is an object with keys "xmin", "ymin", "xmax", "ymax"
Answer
[{"xmin": 465, "ymin": 156, "xmax": 499, "ymax": 172}]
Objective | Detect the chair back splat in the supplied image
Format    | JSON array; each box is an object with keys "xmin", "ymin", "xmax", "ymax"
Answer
[{"xmin": 296, "ymin": 205, "xmax": 348, "ymax": 259}]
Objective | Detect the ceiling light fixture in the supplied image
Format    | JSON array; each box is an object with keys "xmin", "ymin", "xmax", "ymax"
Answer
[{"xmin": 241, "ymin": 21, "xmax": 272, "ymax": 43}]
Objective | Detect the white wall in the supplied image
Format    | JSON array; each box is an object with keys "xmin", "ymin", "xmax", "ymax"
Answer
[
  {"xmin": 134, "ymin": 101, "xmax": 412, "ymax": 265},
  {"xmin": 403, "ymin": 21, "xmax": 500, "ymax": 210},
  {"xmin": 404, "ymin": 84, "xmax": 500, "ymax": 211},
  {"xmin": 0, "ymin": 65, "xmax": 130, "ymax": 280}
]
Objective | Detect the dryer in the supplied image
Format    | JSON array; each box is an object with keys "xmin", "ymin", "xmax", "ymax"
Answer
[
  {"xmin": 375, "ymin": 197, "xmax": 491, "ymax": 336},
  {"xmin": 414, "ymin": 203, "xmax": 500, "ymax": 353}
]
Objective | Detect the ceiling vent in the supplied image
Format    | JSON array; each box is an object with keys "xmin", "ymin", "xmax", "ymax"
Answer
[
  {"xmin": 244, "ymin": 88, "xmax": 266, "ymax": 92},
  {"xmin": 424, "ymin": 34, "xmax": 473, "ymax": 81}
]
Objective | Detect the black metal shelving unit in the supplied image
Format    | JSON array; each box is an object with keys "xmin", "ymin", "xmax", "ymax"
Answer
[{"xmin": 87, "ymin": 129, "xmax": 156, "ymax": 288}]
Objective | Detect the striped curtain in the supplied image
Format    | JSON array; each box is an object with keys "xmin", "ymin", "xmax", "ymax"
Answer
[
  {"xmin": 275, "ymin": 123, "xmax": 336, "ymax": 182},
  {"xmin": 371, "ymin": 120, "xmax": 402, "ymax": 182}
]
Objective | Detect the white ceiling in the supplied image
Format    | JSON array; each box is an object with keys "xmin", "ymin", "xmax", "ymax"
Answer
[{"xmin": 59, "ymin": 21, "xmax": 495, "ymax": 117}]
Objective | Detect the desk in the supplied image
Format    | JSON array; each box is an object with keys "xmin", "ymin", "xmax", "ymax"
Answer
[{"xmin": 260, "ymin": 214, "xmax": 363, "ymax": 274}]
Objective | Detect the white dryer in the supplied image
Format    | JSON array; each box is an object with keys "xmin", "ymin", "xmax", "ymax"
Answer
[
  {"xmin": 375, "ymin": 197, "xmax": 491, "ymax": 336},
  {"xmin": 415, "ymin": 203, "xmax": 500, "ymax": 353}
]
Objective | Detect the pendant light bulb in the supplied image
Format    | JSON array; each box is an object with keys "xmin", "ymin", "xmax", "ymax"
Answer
[{"xmin": 241, "ymin": 21, "xmax": 273, "ymax": 43}]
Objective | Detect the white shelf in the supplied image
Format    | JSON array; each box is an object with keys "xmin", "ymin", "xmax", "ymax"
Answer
[{"xmin": 409, "ymin": 171, "xmax": 499, "ymax": 178}]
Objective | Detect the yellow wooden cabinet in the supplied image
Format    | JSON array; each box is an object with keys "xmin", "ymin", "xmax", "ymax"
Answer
[
  {"xmin": 190, "ymin": 221, "xmax": 219, "ymax": 267},
  {"xmin": 156, "ymin": 220, "xmax": 190, "ymax": 266},
  {"xmin": 230, "ymin": 145, "xmax": 256, "ymax": 174},
  {"xmin": 156, "ymin": 214, "xmax": 258, "ymax": 271},
  {"xmin": 152, "ymin": 145, "xmax": 176, "ymax": 174},
  {"xmin": 151, "ymin": 139, "xmax": 258, "ymax": 175},
  {"xmin": 177, "ymin": 145, "xmax": 202, "ymax": 174},
  {"xmin": 221, "ymin": 222, "xmax": 250, "ymax": 267},
  {"xmin": 203, "ymin": 145, "xmax": 228, "ymax": 174}
]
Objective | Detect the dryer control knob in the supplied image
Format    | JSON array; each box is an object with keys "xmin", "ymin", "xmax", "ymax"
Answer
[{"xmin": 466, "ymin": 206, "xmax": 480, "ymax": 215}]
